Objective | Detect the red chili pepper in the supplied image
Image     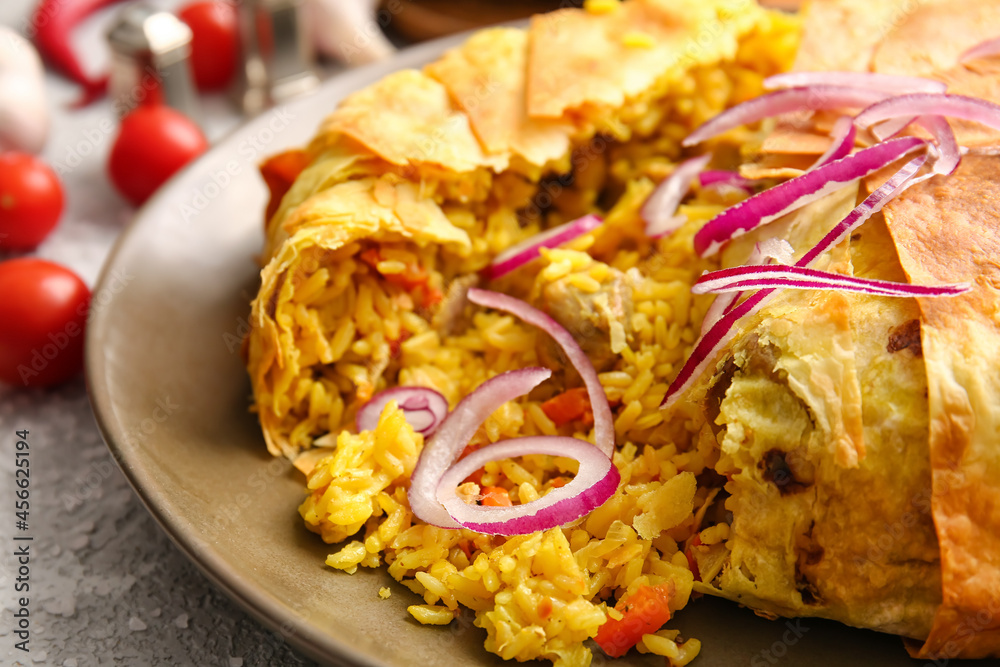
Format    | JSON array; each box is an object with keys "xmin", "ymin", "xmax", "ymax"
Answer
[
  {"xmin": 30, "ymin": 0, "xmax": 131, "ymax": 106},
  {"xmin": 685, "ymin": 534, "xmax": 703, "ymax": 582}
]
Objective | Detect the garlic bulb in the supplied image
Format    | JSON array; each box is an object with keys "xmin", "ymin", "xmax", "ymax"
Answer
[
  {"xmin": 0, "ymin": 27, "xmax": 49, "ymax": 154},
  {"xmin": 309, "ymin": 0, "xmax": 396, "ymax": 66}
]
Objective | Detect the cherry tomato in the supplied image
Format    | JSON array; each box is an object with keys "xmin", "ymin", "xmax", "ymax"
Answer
[
  {"xmin": 107, "ymin": 105, "xmax": 208, "ymax": 206},
  {"xmin": 0, "ymin": 258, "xmax": 90, "ymax": 388},
  {"xmin": 178, "ymin": 1, "xmax": 239, "ymax": 91},
  {"xmin": 0, "ymin": 153, "xmax": 65, "ymax": 251}
]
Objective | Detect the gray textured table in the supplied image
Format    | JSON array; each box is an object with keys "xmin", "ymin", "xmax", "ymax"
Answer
[{"xmin": 0, "ymin": 1, "xmax": 319, "ymax": 664}]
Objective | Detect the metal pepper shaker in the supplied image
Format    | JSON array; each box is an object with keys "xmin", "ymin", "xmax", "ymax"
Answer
[
  {"xmin": 106, "ymin": 4, "xmax": 202, "ymax": 124},
  {"xmin": 234, "ymin": 0, "xmax": 319, "ymax": 115}
]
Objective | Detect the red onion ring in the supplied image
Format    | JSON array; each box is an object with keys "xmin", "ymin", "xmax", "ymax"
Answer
[
  {"xmin": 436, "ymin": 436, "xmax": 620, "ymax": 536},
  {"xmin": 642, "ymin": 155, "xmax": 712, "ymax": 238},
  {"xmin": 682, "ymin": 86, "xmax": 892, "ymax": 147},
  {"xmin": 960, "ymin": 37, "xmax": 1000, "ymax": 63},
  {"xmin": 487, "ymin": 214, "xmax": 603, "ymax": 280},
  {"xmin": 467, "ymin": 288, "xmax": 615, "ymax": 457},
  {"xmin": 854, "ymin": 94, "xmax": 1000, "ymax": 135},
  {"xmin": 698, "ymin": 170, "xmax": 755, "ymax": 194},
  {"xmin": 806, "ymin": 116, "xmax": 856, "ymax": 171},
  {"xmin": 693, "ymin": 264, "xmax": 970, "ymax": 298},
  {"xmin": 763, "ymin": 72, "xmax": 946, "ymax": 95},
  {"xmin": 700, "ymin": 238, "xmax": 793, "ymax": 336},
  {"xmin": 662, "ymin": 154, "xmax": 928, "ymax": 409},
  {"xmin": 408, "ymin": 288, "xmax": 621, "ymax": 535},
  {"xmin": 693, "ymin": 137, "xmax": 925, "ymax": 257},
  {"xmin": 799, "ymin": 154, "xmax": 928, "ymax": 264},
  {"xmin": 409, "ymin": 367, "xmax": 553, "ymax": 529},
  {"xmin": 916, "ymin": 115, "xmax": 962, "ymax": 175},
  {"xmin": 357, "ymin": 386, "xmax": 449, "ymax": 435},
  {"xmin": 870, "ymin": 116, "xmax": 916, "ymax": 141}
]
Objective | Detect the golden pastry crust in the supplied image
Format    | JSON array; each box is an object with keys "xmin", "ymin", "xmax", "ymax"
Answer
[
  {"xmin": 424, "ymin": 28, "xmax": 572, "ymax": 175},
  {"xmin": 883, "ymin": 156, "xmax": 1000, "ymax": 659}
]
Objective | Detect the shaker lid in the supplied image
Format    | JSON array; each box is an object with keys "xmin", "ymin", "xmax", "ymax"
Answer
[{"xmin": 106, "ymin": 4, "xmax": 193, "ymax": 62}]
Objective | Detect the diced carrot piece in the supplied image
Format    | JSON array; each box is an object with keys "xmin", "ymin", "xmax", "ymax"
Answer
[
  {"xmin": 480, "ymin": 486, "xmax": 513, "ymax": 507},
  {"xmin": 463, "ymin": 468, "xmax": 486, "ymax": 486},
  {"xmin": 549, "ymin": 476, "xmax": 569, "ymax": 489},
  {"xmin": 594, "ymin": 583, "xmax": 674, "ymax": 658},
  {"xmin": 358, "ymin": 247, "xmax": 441, "ymax": 308},
  {"xmin": 359, "ymin": 248, "xmax": 382, "ymax": 269},
  {"xmin": 541, "ymin": 387, "xmax": 592, "ymax": 427}
]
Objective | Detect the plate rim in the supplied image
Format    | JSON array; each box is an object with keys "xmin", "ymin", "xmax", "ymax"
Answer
[{"xmin": 84, "ymin": 29, "xmax": 487, "ymax": 667}]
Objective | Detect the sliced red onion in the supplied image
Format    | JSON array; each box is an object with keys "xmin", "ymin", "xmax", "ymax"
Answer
[
  {"xmin": 662, "ymin": 289, "xmax": 771, "ymax": 410},
  {"xmin": 806, "ymin": 116, "xmax": 856, "ymax": 171},
  {"xmin": 855, "ymin": 94, "xmax": 1000, "ymax": 135},
  {"xmin": 960, "ymin": 37, "xmax": 1000, "ymax": 63},
  {"xmin": 662, "ymin": 154, "xmax": 928, "ymax": 409},
  {"xmin": 798, "ymin": 154, "xmax": 927, "ymax": 269},
  {"xmin": 693, "ymin": 137, "xmax": 925, "ymax": 257},
  {"xmin": 642, "ymin": 155, "xmax": 712, "ymax": 238},
  {"xmin": 409, "ymin": 368, "xmax": 553, "ymax": 529},
  {"xmin": 467, "ymin": 288, "xmax": 614, "ymax": 457},
  {"xmin": 917, "ymin": 115, "xmax": 962, "ymax": 175},
  {"xmin": 436, "ymin": 436, "xmax": 620, "ymax": 536},
  {"xmin": 487, "ymin": 214, "xmax": 603, "ymax": 280},
  {"xmin": 870, "ymin": 116, "xmax": 915, "ymax": 141},
  {"xmin": 764, "ymin": 71, "xmax": 946, "ymax": 94},
  {"xmin": 357, "ymin": 386, "xmax": 449, "ymax": 435},
  {"xmin": 699, "ymin": 237, "xmax": 793, "ymax": 336},
  {"xmin": 752, "ymin": 237, "xmax": 796, "ymax": 265},
  {"xmin": 683, "ymin": 86, "xmax": 892, "ymax": 147},
  {"xmin": 698, "ymin": 170, "xmax": 755, "ymax": 194},
  {"xmin": 693, "ymin": 264, "xmax": 970, "ymax": 298}
]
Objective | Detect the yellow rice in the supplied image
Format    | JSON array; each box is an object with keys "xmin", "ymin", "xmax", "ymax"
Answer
[{"xmin": 250, "ymin": 2, "xmax": 802, "ymax": 665}]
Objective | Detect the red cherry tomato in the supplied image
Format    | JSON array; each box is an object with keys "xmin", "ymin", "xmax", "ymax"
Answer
[
  {"xmin": 178, "ymin": 1, "xmax": 240, "ymax": 91},
  {"xmin": 0, "ymin": 153, "xmax": 65, "ymax": 251},
  {"xmin": 107, "ymin": 106, "xmax": 208, "ymax": 206},
  {"xmin": 0, "ymin": 258, "xmax": 91, "ymax": 388}
]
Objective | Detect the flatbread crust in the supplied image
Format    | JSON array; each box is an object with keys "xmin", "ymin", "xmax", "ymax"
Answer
[
  {"xmin": 883, "ymin": 155, "xmax": 1000, "ymax": 659},
  {"xmin": 424, "ymin": 28, "xmax": 572, "ymax": 173},
  {"xmin": 249, "ymin": 0, "xmax": 785, "ymax": 460},
  {"xmin": 870, "ymin": 0, "xmax": 1000, "ymax": 78},
  {"xmin": 764, "ymin": 0, "xmax": 1000, "ymax": 157},
  {"xmin": 526, "ymin": 0, "xmax": 754, "ymax": 121},
  {"xmin": 309, "ymin": 69, "xmax": 505, "ymax": 173}
]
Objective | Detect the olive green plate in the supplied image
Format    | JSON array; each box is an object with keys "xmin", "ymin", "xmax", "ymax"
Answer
[{"xmin": 86, "ymin": 30, "xmax": 961, "ymax": 667}]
